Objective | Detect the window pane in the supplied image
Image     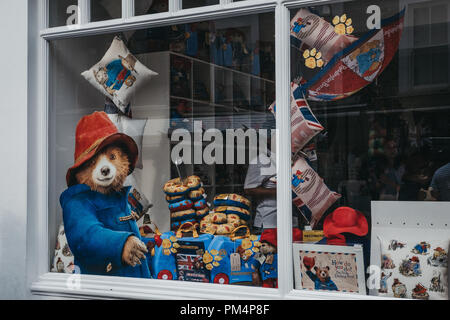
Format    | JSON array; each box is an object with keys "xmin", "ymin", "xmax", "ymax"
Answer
[
  {"xmin": 182, "ymin": 0, "xmax": 219, "ymax": 10},
  {"xmin": 290, "ymin": 0, "xmax": 450, "ymax": 298},
  {"xmin": 91, "ymin": 0, "xmax": 122, "ymax": 22},
  {"xmin": 49, "ymin": 12, "xmax": 278, "ymax": 289},
  {"xmin": 49, "ymin": 0, "xmax": 78, "ymax": 27},
  {"xmin": 135, "ymin": 0, "xmax": 168, "ymax": 16}
]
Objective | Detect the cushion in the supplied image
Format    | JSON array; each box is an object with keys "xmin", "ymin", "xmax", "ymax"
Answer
[
  {"xmin": 269, "ymin": 82, "xmax": 323, "ymax": 154},
  {"xmin": 170, "ymin": 209, "xmax": 196, "ymax": 222},
  {"xmin": 291, "ymin": 156, "xmax": 341, "ymax": 227},
  {"xmin": 51, "ymin": 224, "xmax": 75, "ymax": 274},
  {"xmin": 168, "ymin": 199, "xmax": 193, "ymax": 212},
  {"xmin": 81, "ymin": 36, "xmax": 158, "ymax": 113},
  {"xmin": 290, "ymin": 8, "xmax": 356, "ymax": 64},
  {"xmin": 106, "ymin": 111, "xmax": 147, "ymax": 170},
  {"xmin": 104, "ymin": 96, "xmax": 132, "ymax": 117},
  {"xmin": 378, "ymin": 236, "xmax": 449, "ymax": 300},
  {"xmin": 213, "ymin": 193, "xmax": 251, "ymax": 210}
]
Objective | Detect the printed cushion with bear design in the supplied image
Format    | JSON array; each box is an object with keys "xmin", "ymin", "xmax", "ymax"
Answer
[
  {"xmin": 378, "ymin": 236, "xmax": 449, "ymax": 300},
  {"xmin": 291, "ymin": 156, "xmax": 341, "ymax": 228},
  {"xmin": 269, "ymin": 82, "xmax": 324, "ymax": 154},
  {"xmin": 81, "ymin": 36, "xmax": 158, "ymax": 113},
  {"xmin": 51, "ymin": 224, "xmax": 75, "ymax": 274}
]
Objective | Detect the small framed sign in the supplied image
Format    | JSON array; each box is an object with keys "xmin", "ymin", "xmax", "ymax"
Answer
[{"xmin": 293, "ymin": 243, "xmax": 366, "ymax": 295}]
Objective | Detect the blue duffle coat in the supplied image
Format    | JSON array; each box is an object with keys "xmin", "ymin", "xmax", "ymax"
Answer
[{"xmin": 60, "ymin": 184, "xmax": 150, "ymax": 278}]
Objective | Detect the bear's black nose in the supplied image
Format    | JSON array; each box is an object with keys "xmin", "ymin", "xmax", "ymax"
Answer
[{"xmin": 101, "ymin": 166, "xmax": 110, "ymax": 176}]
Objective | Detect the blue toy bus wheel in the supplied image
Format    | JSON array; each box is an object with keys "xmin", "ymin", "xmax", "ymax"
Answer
[
  {"xmin": 157, "ymin": 270, "xmax": 173, "ymax": 280},
  {"xmin": 213, "ymin": 273, "xmax": 229, "ymax": 284}
]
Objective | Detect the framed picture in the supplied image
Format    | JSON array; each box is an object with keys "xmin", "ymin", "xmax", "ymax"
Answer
[{"xmin": 293, "ymin": 243, "xmax": 366, "ymax": 295}]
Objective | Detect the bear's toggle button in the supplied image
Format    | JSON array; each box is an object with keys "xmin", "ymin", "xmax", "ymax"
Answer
[{"xmin": 106, "ymin": 262, "xmax": 112, "ymax": 273}]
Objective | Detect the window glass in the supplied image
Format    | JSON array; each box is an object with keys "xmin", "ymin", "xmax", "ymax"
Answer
[
  {"xmin": 182, "ymin": 0, "xmax": 220, "ymax": 10},
  {"xmin": 49, "ymin": 0, "xmax": 78, "ymax": 27},
  {"xmin": 289, "ymin": 0, "xmax": 450, "ymax": 298},
  {"xmin": 49, "ymin": 12, "xmax": 279, "ymax": 289},
  {"xmin": 91, "ymin": 0, "xmax": 122, "ymax": 22},
  {"xmin": 135, "ymin": 0, "xmax": 168, "ymax": 16}
]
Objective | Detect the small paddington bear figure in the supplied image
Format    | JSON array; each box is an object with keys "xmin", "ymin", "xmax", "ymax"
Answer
[
  {"xmin": 60, "ymin": 111, "xmax": 150, "ymax": 278},
  {"xmin": 252, "ymin": 229, "xmax": 278, "ymax": 288}
]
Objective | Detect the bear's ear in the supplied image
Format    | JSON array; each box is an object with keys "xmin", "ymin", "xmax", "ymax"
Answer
[
  {"xmin": 326, "ymin": 266, "xmax": 330, "ymax": 271},
  {"xmin": 314, "ymin": 266, "xmax": 319, "ymax": 272}
]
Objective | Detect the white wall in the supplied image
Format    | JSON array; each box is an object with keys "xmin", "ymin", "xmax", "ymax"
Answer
[{"xmin": 0, "ymin": 0, "xmax": 29, "ymax": 299}]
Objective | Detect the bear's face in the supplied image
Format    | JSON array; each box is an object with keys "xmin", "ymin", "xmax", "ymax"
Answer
[
  {"xmin": 75, "ymin": 145, "xmax": 130, "ymax": 194},
  {"xmin": 94, "ymin": 67, "xmax": 108, "ymax": 85},
  {"xmin": 260, "ymin": 242, "xmax": 276, "ymax": 255},
  {"xmin": 314, "ymin": 266, "xmax": 330, "ymax": 282}
]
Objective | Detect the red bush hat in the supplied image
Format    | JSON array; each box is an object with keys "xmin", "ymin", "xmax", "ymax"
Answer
[
  {"xmin": 323, "ymin": 207, "xmax": 368, "ymax": 237},
  {"xmin": 260, "ymin": 228, "xmax": 303, "ymax": 247},
  {"xmin": 66, "ymin": 111, "xmax": 138, "ymax": 187},
  {"xmin": 260, "ymin": 228, "xmax": 277, "ymax": 247}
]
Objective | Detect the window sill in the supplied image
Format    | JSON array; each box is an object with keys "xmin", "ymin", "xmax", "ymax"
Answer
[{"xmin": 31, "ymin": 272, "xmax": 390, "ymax": 300}]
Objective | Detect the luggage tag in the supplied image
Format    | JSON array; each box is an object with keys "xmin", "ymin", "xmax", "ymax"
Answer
[
  {"xmin": 254, "ymin": 252, "xmax": 266, "ymax": 265},
  {"xmin": 230, "ymin": 253, "xmax": 241, "ymax": 272}
]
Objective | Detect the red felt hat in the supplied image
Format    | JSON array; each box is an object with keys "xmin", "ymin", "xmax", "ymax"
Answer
[
  {"xmin": 260, "ymin": 228, "xmax": 277, "ymax": 247},
  {"xmin": 323, "ymin": 207, "xmax": 368, "ymax": 237},
  {"xmin": 260, "ymin": 228, "xmax": 303, "ymax": 247},
  {"xmin": 66, "ymin": 111, "xmax": 138, "ymax": 187}
]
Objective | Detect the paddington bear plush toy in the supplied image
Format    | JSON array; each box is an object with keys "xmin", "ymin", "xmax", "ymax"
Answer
[
  {"xmin": 252, "ymin": 228, "xmax": 278, "ymax": 288},
  {"xmin": 60, "ymin": 111, "xmax": 150, "ymax": 278},
  {"xmin": 252, "ymin": 228, "xmax": 302, "ymax": 288}
]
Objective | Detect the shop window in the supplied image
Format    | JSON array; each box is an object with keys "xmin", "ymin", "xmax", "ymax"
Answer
[
  {"xmin": 135, "ymin": 0, "xmax": 168, "ymax": 16},
  {"xmin": 49, "ymin": 0, "xmax": 78, "ymax": 27},
  {"xmin": 48, "ymin": 12, "xmax": 279, "ymax": 289},
  {"xmin": 289, "ymin": 0, "xmax": 450, "ymax": 299},
  {"xmin": 91, "ymin": 0, "xmax": 122, "ymax": 22},
  {"xmin": 182, "ymin": 0, "xmax": 220, "ymax": 10}
]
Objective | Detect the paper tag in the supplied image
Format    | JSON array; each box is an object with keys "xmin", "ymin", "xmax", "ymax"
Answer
[
  {"xmin": 254, "ymin": 252, "xmax": 266, "ymax": 265},
  {"xmin": 230, "ymin": 253, "xmax": 241, "ymax": 272},
  {"xmin": 302, "ymin": 230, "xmax": 324, "ymax": 243}
]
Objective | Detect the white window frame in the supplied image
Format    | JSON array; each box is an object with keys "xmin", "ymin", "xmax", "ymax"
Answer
[{"xmin": 28, "ymin": 0, "xmax": 385, "ymax": 300}]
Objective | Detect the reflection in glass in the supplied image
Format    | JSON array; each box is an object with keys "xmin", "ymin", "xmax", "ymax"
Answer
[
  {"xmin": 49, "ymin": 0, "xmax": 78, "ymax": 27},
  {"xmin": 183, "ymin": 0, "xmax": 220, "ymax": 10},
  {"xmin": 135, "ymin": 0, "xmax": 168, "ymax": 16},
  {"xmin": 91, "ymin": 0, "xmax": 122, "ymax": 22}
]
